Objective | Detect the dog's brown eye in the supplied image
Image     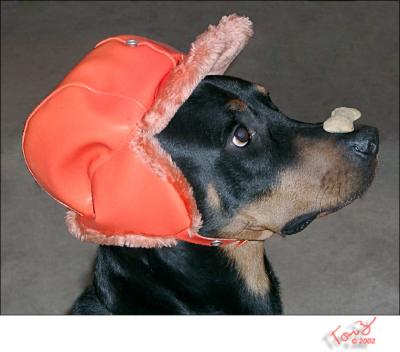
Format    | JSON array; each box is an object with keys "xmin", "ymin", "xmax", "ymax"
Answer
[{"xmin": 233, "ymin": 125, "xmax": 251, "ymax": 147}]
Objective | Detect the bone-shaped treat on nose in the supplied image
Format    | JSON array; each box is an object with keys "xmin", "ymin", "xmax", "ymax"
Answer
[{"xmin": 323, "ymin": 107, "xmax": 362, "ymax": 133}]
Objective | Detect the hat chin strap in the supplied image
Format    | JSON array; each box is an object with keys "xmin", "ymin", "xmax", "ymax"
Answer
[
  {"xmin": 176, "ymin": 230, "xmax": 248, "ymax": 247},
  {"xmin": 175, "ymin": 229, "xmax": 277, "ymax": 248},
  {"xmin": 176, "ymin": 215, "xmax": 280, "ymax": 247}
]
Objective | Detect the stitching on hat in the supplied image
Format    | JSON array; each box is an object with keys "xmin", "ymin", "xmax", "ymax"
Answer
[
  {"xmin": 138, "ymin": 42, "xmax": 180, "ymax": 68},
  {"xmin": 57, "ymin": 83, "xmax": 148, "ymax": 111},
  {"xmin": 94, "ymin": 36, "xmax": 180, "ymax": 69},
  {"xmin": 94, "ymin": 36, "xmax": 126, "ymax": 48}
]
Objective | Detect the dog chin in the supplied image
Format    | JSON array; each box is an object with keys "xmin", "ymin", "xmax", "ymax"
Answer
[{"xmin": 334, "ymin": 162, "xmax": 378, "ymax": 212}]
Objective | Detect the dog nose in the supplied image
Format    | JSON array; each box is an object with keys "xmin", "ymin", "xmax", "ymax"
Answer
[{"xmin": 346, "ymin": 126, "xmax": 379, "ymax": 158}]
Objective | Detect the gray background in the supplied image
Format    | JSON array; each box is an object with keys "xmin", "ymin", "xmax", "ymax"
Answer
[{"xmin": 1, "ymin": 1, "xmax": 398, "ymax": 314}]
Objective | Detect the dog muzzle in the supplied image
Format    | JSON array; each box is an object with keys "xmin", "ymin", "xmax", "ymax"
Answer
[{"xmin": 22, "ymin": 15, "xmax": 253, "ymax": 248}]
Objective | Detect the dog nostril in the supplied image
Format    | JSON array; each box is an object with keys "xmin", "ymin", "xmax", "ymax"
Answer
[
  {"xmin": 352, "ymin": 140, "xmax": 377, "ymax": 156},
  {"xmin": 347, "ymin": 126, "xmax": 379, "ymax": 158},
  {"xmin": 368, "ymin": 141, "xmax": 377, "ymax": 154}
]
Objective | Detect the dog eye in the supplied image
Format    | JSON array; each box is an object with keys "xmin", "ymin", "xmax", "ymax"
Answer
[{"xmin": 232, "ymin": 125, "xmax": 251, "ymax": 147}]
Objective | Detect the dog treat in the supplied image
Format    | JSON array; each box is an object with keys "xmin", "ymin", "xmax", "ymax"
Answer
[{"xmin": 323, "ymin": 107, "xmax": 361, "ymax": 133}]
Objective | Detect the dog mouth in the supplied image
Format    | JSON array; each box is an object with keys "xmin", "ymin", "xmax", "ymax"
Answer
[
  {"xmin": 280, "ymin": 174, "xmax": 375, "ymax": 236},
  {"xmin": 281, "ymin": 212, "xmax": 318, "ymax": 235}
]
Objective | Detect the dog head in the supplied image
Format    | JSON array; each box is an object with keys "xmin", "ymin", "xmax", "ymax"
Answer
[{"xmin": 157, "ymin": 75, "xmax": 379, "ymax": 241}]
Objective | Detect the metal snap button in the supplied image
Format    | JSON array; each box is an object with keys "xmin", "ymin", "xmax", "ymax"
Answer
[
  {"xmin": 210, "ymin": 240, "xmax": 222, "ymax": 247},
  {"xmin": 126, "ymin": 39, "xmax": 138, "ymax": 47}
]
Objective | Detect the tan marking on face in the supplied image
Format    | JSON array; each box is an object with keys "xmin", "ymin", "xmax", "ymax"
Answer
[
  {"xmin": 207, "ymin": 183, "xmax": 221, "ymax": 210},
  {"xmin": 218, "ymin": 137, "xmax": 367, "ymax": 238},
  {"xmin": 222, "ymin": 241, "xmax": 270, "ymax": 296},
  {"xmin": 239, "ymin": 138, "xmax": 362, "ymax": 232},
  {"xmin": 254, "ymin": 83, "xmax": 268, "ymax": 95},
  {"xmin": 227, "ymin": 99, "xmax": 247, "ymax": 111}
]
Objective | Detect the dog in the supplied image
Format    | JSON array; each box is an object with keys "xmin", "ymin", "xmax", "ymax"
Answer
[{"xmin": 70, "ymin": 75, "xmax": 378, "ymax": 314}]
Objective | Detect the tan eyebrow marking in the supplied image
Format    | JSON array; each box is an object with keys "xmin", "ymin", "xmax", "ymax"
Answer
[
  {"xmin": 254, "ymin": 83, "xmax": 268, "ymax": 95},
  {"xmin": 227, "ymin": 99, "xmax": 247, "ymax": 112}
]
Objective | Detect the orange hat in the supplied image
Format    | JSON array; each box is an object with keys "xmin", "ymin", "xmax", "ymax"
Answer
[{"xmin": 22, "ymin": 15, "xmax": 253, "ymax": 248}]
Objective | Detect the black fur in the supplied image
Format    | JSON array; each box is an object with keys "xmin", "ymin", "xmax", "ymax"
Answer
[{"xmin": 71, "ymin": 243, "xmax": 282, "ymax": 314}]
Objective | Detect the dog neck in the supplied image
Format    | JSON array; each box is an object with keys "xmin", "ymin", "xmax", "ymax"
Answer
[
  {"xmin": 222, "ymin": 241, "xmax": 271, "ymax": 296},
  {"xmin": 93, "ymin": 241, "xmax": 282, "ymax": 314}
]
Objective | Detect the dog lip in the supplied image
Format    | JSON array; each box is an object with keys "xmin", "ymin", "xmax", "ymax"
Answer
[{"xmin": 281, "ymin": 212, "xmax": 318, "ymax": 235}]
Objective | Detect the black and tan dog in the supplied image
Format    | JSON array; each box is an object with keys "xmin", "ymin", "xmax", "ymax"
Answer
[{"xmin": 71, "ymin": 75, "xmax": 378, "ymax": 314}]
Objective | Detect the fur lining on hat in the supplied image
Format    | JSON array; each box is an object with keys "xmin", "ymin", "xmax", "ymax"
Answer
[
  {"xmin": 131, "ymin": 14, "xmax": 253, "ymax": 239},
  {"xmin": 66, "ymin": 211, "xmax": 178, "ymax": 248},
  {"xmin": 140, "ymin": 14, "xmax": 253, "ymax": 136}
]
